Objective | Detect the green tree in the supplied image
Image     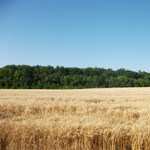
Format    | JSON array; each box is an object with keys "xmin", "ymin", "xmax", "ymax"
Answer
[
  {"xmin": 92, "ymin": 75, "xmax": 100, "ymax": 88},
  {"xmin": 108, "ymin": 77, "xmax": 115, "ymax": 87}
]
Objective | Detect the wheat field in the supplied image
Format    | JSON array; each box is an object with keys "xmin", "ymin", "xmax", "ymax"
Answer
[{"xmin": 0, "ymin": 88, "xmax": 150, "ymax": 150}]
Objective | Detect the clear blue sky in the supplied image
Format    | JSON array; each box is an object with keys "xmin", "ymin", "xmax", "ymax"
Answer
[{"xmin": 1, "ymin": 0, "xmax": 150, "ymax": 72}]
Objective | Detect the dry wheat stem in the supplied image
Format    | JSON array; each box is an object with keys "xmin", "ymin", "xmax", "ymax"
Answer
[{"xmin": 0, "ymin": 88, "xmax": 150, "ymax": 149}]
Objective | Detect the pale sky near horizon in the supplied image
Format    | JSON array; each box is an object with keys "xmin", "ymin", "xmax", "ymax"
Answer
[{"xmin": 0, "ymin": 0, "xmax": 150, "ymax": 72}]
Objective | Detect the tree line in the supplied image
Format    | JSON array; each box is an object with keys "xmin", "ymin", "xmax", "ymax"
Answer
[{"xmin": 0, "ymin": 65, "xmax": 150, "ymax": 89}]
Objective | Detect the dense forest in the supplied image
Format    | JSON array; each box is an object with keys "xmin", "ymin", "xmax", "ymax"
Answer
[{"xmin": 0, "ymin": 65, "xmax": 150, "ymax": 89}]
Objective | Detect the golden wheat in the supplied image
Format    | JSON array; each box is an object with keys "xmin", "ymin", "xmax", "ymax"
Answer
[{"xmin": 1, "ymin": 88, "xmax": 150, "ymax": 149}]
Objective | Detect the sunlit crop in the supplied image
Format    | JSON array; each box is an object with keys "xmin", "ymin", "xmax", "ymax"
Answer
[{"xmin": 0, "ymin": 88, "xmax": 150, "ymax": 149}]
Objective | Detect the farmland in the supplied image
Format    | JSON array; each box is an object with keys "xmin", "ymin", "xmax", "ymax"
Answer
[{"xmin": 0, "ymin": 88, "xmax": 150, "ymax": 149}]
